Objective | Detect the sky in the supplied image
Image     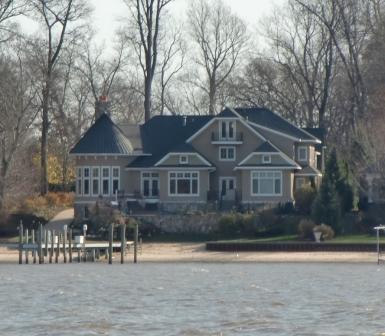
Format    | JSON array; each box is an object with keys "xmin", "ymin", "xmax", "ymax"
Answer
[{"xmin": 90, "ymin": 0, "xmax": 285, "ymax": 49}]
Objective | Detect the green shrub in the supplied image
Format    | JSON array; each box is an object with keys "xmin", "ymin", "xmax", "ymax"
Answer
[
  {"xmin": 298, "ymin": 218, "xmax": 316, "ymax": 240},
  {"xmin": 313, "ymin": 224, "xmax": 335, "ymax": 240},
  {"xmin": 217, "ymin": 214, "xmax": 239, "ymax": 235},
  {"xmin": 294, "ymin": 186, "xmax": 317, "ymax": 214}
]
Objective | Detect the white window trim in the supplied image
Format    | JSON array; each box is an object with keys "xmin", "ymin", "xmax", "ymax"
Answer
[
  {"xmin": 76, "ymin": 166, "xmax": 83, "ymax": 196},
  {"xmin": 219, "ymin": 120, "xmax": 236, "ymax": 140},
  {"xmin": 168, "ymin": 171, "xmax": 200, "ymax": 197},
  {"xmin": 91, "ymin": 167, "xmax": 100, "ymax": 196},
  {"xmin": 141, "ymin": 171, "xmax": 160, "ymax": 197},
  {"xmin": 262, "ymin": 155, "xmax": 271, "ymax": 164},
  {"xmin": 101, "ymin": 166, "xmax": 110, "ymax": 196},
  {"xmin": 251, "ymin": 171, "xmax": 283, "ymax": 197},
  {"xmin": 83, "ymin": 166, "xmax": 90, "ymax": 196},
  {"xmin": 219, "ymin": 146, "xmax": 236, "ymax": 161},
  {"xmin": 298, "ymin": 146, "xmax": 308, "ymax": 161},
  {"xmin": 179, "ymin": 155, "xmax": 188, "ymax": 164},
  {"xmin": 112, "ymin": 166, "xmax": 120, "ymax": 196}
]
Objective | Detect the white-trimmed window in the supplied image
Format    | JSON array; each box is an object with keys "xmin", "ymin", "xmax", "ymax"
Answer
[
  {"xmin": 169, "ymin": 171, "xmax": 199, "ymax": 196},
  {"xmin": 179, "ymin": 155, "xmax": 188, "ymax": 164},
  {"xmin": 83, "ymin": 167, "xmax": 90, "ymax": 196},
  {"xmin": 298, "ymin": 146, "xmax": 308, "ymax": 161},
  {"xmin": 102, "ymin": 167, "xmax": 110, "ymax": 196},
  {"xmin": 92, "ymin": 167, "xmax": 100, "ymax": 196},
  {"xmin": 262, "ymin": 155, "xmax": 271, "ymax": 164},
  {"xmin": 251, "ymin": 171, "xmax": 282, "ymax": 196},
  {"xmin": 220, "ymin": 121, "xmax": 235, "ymax": 139},
  {"xmin": 219, "ymin": 146, "xmax": 235, "ymax": 161},
  {"xmin": 76, "ymin": 167, "xmax": 82, "ymax": 195},
  {"xmin": 112, "ymin": 167, "xmax": 120, "ymax": 195}
]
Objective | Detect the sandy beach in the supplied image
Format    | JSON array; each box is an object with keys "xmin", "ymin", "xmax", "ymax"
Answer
[{"xmin": 0, "ymin": 243, "xmax": 379, "ymax": 264}]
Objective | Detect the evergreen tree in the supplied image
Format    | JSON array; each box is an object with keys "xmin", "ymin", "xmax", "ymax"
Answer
[{"xmin": 311, "ymin": 175, "xmax": 341, "ymax": 232}]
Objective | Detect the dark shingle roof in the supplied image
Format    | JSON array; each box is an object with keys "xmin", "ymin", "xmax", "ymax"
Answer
[
  {"xmin": 255, "ymin": 141, "xmax": 279, "ymax": 153},
  {"xmin": 235, "ymin": 107, "xmax": 320, "ymax": 142},
  {"xmin": 128, "ymin": 115, "xmax": 213, "ymax": 168},
  {"xmin": 70, "ymin": 114, "xmax": 134, "ymax": 155},
  {"xmin": 295, "ymin": 166, "xmax": 322, "ymax": 176}
]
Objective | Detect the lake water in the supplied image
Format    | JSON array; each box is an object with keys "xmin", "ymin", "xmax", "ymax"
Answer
[{"xmin": 0, "ymin": 263, "xmax": 384, "ymax": 335}]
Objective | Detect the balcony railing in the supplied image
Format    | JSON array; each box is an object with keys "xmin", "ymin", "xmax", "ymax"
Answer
[{"xmin": 211, "ymin": 132, "xmax": 243, "ymax": 143}]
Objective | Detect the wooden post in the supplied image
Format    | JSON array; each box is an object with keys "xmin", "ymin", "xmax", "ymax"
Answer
[
  {"xmin": 377, "ymin": 228, "xmax": 380, "ymax": 265},
  {"xmin": 45, "ymin": 229, "xmax": 48, "ymax": 257},
  {"xmin": 55, "ymin": 233, "xmax": 60, "ymax": 263},
  {"xmin": 105, "ymin": 248, "xmax": 109, "ymax": 260},
  {"xmin": 92, "ymin": 249, "xmax": 95, "ymax": 262},
  {"xmin": 120, "ymin": 224, "xmax": 126, "ymax": 264},
  {"xmin": 18, "ymin": 222, "xmax": 23, "ymax": 265},
  {"xmin": 68, "ymin": 229, "xmax": 72, "ymax": 263},
  {"xmin": 38, "ymin": 223, "xmax": 43, "ymax": 264},
  {"xmin": 32, "ymin": 230, "xmax": 36, "ymax": 264},
  {"xmin": 78, "ymin": 249, "xmax": 81, "ymax": 262},
  {"xmin": 96, "ymin": 248, "xmax": 100, "ymax": 260},
  {"xmin": 108, "ymin": 224, "xmax": 114, "ymax": 264},
  {"xmin": 134, "ymin": 223, "xmax": 138, "ymax": 264},
  {"xmin": 25, "ymin": 228, "xmax": 29, "ymax": 264},
  {"xmin": 49, "ymin": 230, "xmax": 54, "ymax": 263},
  {"xmin": 63, "ymin": 227, "xmax": 67, "ymax": 264}
]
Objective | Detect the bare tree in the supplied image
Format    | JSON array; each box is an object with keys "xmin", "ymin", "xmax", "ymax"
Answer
[
  {"xmin": 123, "ymin": 0, "xmax": 173, "ymax": 122},
  {"xmin": 0, "ymin": 44, "xmax": 38, "ymax": 211},
  {"xmin": 0, "ymin": 0, "xmax": 27, "ymax": 42},
  {"xmin": 156, "ymin": 23, "xmax": 185, "ymax": 115},
  {"xmin": 188, "ymin": 0, "xmax": 247, "ymax": 115},
  {"xmin": 31, "ymin": 0, "xmax": 88, "ymax": 195}
]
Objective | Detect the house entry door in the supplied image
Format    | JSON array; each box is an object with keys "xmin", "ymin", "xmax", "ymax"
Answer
[
  {"xmin": 142, "ymin": 172, "xmax": 159, "ymax": 197},
  {"xmin": 219, "ymin": 177, "xmax": 236, "ymax": 201}
]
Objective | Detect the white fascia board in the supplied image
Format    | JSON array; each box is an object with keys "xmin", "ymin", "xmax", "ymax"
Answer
[
  {"xmin": 295, "ymin": 172, "xmax": 323, "ymax": 177},
  {"xmin": 126, "ymin": 167, "xmax": 216, "ymax": 171},
  {"xmin": 155, "ymin": 152, "xmax": 212, "ymax": 167},
  {"xmin": 234, "ymin": 166, "xmax": 300, "ymax": 171},
  {"xmin": 227, "ymin": 107, "xmax": 267, "ymax": 142},
  {"xmin": 186, "ymin": 118, "xmax": 216, "ymax": 143}
]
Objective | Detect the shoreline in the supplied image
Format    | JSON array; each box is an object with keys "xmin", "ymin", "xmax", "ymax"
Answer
[{"xmin": 0, "ymin": 243, "xmax": 379, "ymax": 264}]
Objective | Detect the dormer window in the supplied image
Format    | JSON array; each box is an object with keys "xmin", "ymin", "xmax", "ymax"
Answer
[
  {"xmin": 220, "ymin": 121, "xmax": 235, "ymax": 140},
  {"xmin": 262, "ymin": 155, "xmax": 271, "ymax": 164},
  {"xmin": 298, "ymin": 146, "xmax": 308, "ymax": 161},
  {"xmin": 179, "ymin": 155, "xmax": 188, "ymax": 164}
]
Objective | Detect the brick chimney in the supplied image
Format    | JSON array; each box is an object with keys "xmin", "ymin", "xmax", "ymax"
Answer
[{"xmin": 95, "ymin": 95, "xmax": 111, "ymax": 120}]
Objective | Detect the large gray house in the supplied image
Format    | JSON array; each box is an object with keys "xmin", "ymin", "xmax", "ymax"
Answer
[{"xmin": 70, "ymin": 103, "xmax": 323, "ymax": 220}]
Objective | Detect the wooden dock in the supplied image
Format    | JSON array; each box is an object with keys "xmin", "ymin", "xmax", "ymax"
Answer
[{"xmin": 15, "ymin": 222, "xmax": 140, "ymax": 264}]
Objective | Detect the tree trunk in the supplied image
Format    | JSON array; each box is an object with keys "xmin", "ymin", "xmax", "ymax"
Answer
[
  {"xmin": 144, "ymin": 79, "xmax": 152, "ymax": 122},
  {"xmin": 208, "ymin": 77, "xmax": 216, "ymax": 115},
  {"xmin": 40, "ymin": 84, "xmax": 49, "ymax": 195}
]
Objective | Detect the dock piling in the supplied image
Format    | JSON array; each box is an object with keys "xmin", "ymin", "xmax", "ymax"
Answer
[
  {"xmin": 120, "ymin": 224, "xmax": 126, "ymax": 264},
  {"xmin": 68, "ymin": 229, "xmax": 72, "ymax": 263},
  {"xmin": 134, "ymin": 223, "xmax": 138, "ymax": 264},
  {"xmin": 55, "ymin": 233, "xmax": 60, "ymax": 263},
  {"xmin": 18, "ymin": 222, "xmax": 23, "ymax": 265},
  {"xmin": 49, "ymin": 230, "xmax": 54, "ymax": 263},
  {"xmin": 38, "ymin": 223, "xmax": 43, "ymax": 264},
  {"xmin": 25, "ymin": 228, "xmax": 29, "ymax": 264},
  {"xmin": 32, "ymin": 230, "xmax": 36, "ymax": 264},
  {"xmin": 45, "ymin": 229, "xmax": 48, "ymax": 257},
  {"xmin": 63, "ymin": 227, "xmax": 67, "ymax": 264},
  {"xmin": 108, "ymin": 224, "xmax": 114, "ymax": 264}
]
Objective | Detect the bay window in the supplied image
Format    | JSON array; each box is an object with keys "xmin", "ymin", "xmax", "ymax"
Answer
[
  {"xmin": 102, "ymin": 167, "xmax": 110, "ymax": 196},
  {"xmin": 83, "ymin": 167, "xmax": 90, "ymax": 196},
  {"xmin": 251, "ymin": 171, "xmax": 282, "ymax": 196},
  {"xmin": 76, "ymin": 167, "xmax": 82, "ymax": 195},
  {"xmin": 92, "ymin": 167, "xmax": 100, "ymax": 196},
  {"xmin": 169, "ymin": 172, "xmax": 199, "ymax": 196},
  {"xmin": 112, "ymin": 167, "xmax": 120, "ymax": 195}
]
